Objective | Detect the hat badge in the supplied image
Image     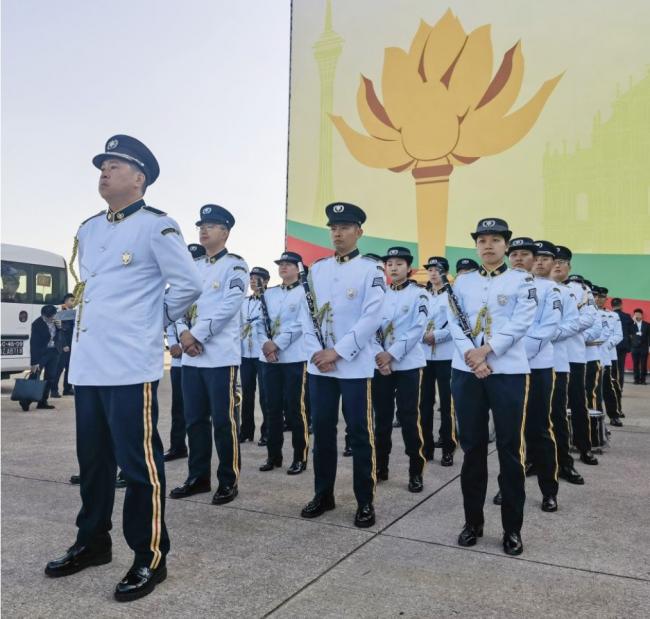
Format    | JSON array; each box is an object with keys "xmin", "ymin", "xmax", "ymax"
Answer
[
  {"xmin": 107, "ymin": 139, "xmax": 118, "ymax": 150},
  {"xmin": 535, "ymin": 242, "xmax": 543, "ymax": 247},
  {"xmin": 482, "ymin": 219, "xmax": 496, "ymax": 228},
  {"xmin": 512, "ymin": 239, "xmax": 523, "ymax": 246},
  {"xmin": 389, "ymin": 249, "xmax": 399, "ymax": 256},
  {"xmin": 203, "ymin": 206, "xmax": 212, "ymax": 214},
  {"xmin": 333, "ymin": 204, "xmax": 345, "ymax": 213},
  {"xmin": 282, "ymin": 253, "xmax": 289, "ymax": 259}
]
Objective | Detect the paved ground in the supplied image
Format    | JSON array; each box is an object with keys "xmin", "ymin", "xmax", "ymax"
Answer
[{"xmin": 1, "ymin": 372, "xmax": 649, "ymax": 618}]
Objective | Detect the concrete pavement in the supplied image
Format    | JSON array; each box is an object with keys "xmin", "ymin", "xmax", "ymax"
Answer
[{"xmin": 2, "ymin": 373, "xmax": 649, "ymax": 618}]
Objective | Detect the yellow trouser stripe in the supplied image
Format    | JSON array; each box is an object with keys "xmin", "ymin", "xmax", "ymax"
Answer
[
  {"xmin": 519, "ymin": 375, "xmax": 531, "ymax": 469},
  {"xmin": 142, "ymin": 383, "xmax": 162, "ymax": 570},
  {"xmin": 228, "ymin": 367, "xmax": 240, "ymax": 481},
  {"xmin": 450, "ymin": 396, "xmax": 458, "ymax": 447},
  {"xmin": 299, "ymin": 363, "xmax": 309, "ymax": 461},
  {"xmin": 366, "ymin": 378, "xmax": 377, "ymax": 495},
  {"xmin": 415, "ymin": 368, "xmax": 426, "ymax": 467},
  {"xmin": 548, "ymin": 371, "xmax": 559, "ymax": 481}
]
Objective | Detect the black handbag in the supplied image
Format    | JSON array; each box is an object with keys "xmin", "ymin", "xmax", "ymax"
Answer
[{"xmin": 11, "ymin": 371, "xmax": 47, "ymax": 403}]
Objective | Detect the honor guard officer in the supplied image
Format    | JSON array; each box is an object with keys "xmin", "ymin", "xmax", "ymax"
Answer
[
  {"xmin": 448, "ymin": 218, "xmax": 536, "ymax": 556},
  {"xmin": 164, "ymin": 243, "xmax": 207, "ymax": 462},
  {"xmin": 299, "ymin": 202, "xmax": 385, "ymax": 528},
  {"xmin": 421, "ymin": 256, "xmax": 456, "ymax": 466},
  {"xmin": 240, "ymin": 267, "xmax": 271, "ymax": 444},
  {"xmin": 373, "ymin": 247, "xmax": 428, "ymax": 492},
  {"xmin": 45, "ymin": 135, "xmax": 202, "ymax": 601},
  {"xmin": 580, "ymin": 279, "xmax": 605, "ymax": 419},
  {"xmin": 456, "ymin": 258, "xmax": 479, "ymax": 276},
  {"xmin": 602, "ymin": 289, "xmax": 624, "ymax": 421},
  {"xmin": 507, "ymin": 239, "xmax": 561, "ymax": 513},
  {"xmin": 257, "ymin": 251, "xmax": 310, "ymax": 474},
  {"xmin": 170, "ymin": 205, "xmax": 248, "ymax": 505},
  {"xmin": 552, "ymin": 253, "xmax": 600, "ymax": 466},
  {"xmin": 594, "ymin": 286, "xmax": 623, "ymax": 426}
]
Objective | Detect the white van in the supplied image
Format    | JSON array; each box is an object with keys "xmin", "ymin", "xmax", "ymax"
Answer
[{"xmin": 1, "ymin": 244, "xmax": 69, "ymax": 378}]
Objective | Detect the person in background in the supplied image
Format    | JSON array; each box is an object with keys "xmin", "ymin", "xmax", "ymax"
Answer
[
  {"xmin": 54, "ymin": 293, "xmax": 76, "ymax": 397},
  {"xmin": 631, "ymin": 309, "xmax": 649, "ymax": 385},
  {"xmin": 23, "ymin": 304, "xmax": 62, "ymax": 411},
  {"xmin": 611, "ymin": 298, "xmax": 633, "ymax": 394}
]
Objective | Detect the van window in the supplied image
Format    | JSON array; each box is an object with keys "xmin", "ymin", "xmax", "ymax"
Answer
[{"xmin": 1, "ymin": 261, "xmax": 29, "ymax": 303}]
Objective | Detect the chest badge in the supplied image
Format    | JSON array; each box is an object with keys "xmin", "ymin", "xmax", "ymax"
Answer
[
  {"xmin": 212, "ymin": 280, "xmax": 221, "ymax": 290},
  {"xmin": 121, "ymin": 251, "xmax": 133, "ymax": 266},
  {"xmin": 346, "ymin": 288, "xmax": 357, "ymax": 299},
  {"xmin": 497, "ymin": 294, "xmax": 508, "ymax": 306}
]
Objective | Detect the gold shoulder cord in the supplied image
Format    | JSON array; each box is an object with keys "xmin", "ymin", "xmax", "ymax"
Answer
[
  {"xmin": 69, "ymin": 236, "xmax": 86, "ymax": 341},
  {"xmin": 471, "ymin": 306, "xmax": 492, "ymax": 340}
]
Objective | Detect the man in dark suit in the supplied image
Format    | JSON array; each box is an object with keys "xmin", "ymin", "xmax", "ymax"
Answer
[
  {"xmin": 631, "ymin": 309, "xmax": 650, "ymax": 385},
  {"xmin": 611, "ymin": 298, "xmax": 633, "ymax": 392},
  {"xmin": 26, "ymin": 305, "xmax": 62, "ymax": 410},
  {"xmin": 54, "ymin": 294, "xmax": 76, "ymax": 397}
]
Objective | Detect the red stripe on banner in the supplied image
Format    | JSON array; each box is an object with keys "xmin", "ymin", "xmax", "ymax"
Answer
[{"xmin": 286, "ymin": 236, "xmax": 331, "ymax": 265}]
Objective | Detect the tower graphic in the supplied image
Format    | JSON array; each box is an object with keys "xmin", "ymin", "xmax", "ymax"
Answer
[{"xmin": 312, "ymin": 0, "xmax": 343, "ymax": 220}]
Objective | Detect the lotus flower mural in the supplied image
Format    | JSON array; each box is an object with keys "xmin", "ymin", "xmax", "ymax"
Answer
[{"xmin": 331, "ymin": 9, "xmax": 562, "ymax": 259}]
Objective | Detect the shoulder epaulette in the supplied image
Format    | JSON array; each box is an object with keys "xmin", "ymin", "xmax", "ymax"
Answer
[
  {"xmin": 512, "ymin": 266, "xmax": 527, "ymax": 273},
  {"xmin": 416, "ymin": 282, "xmax": 427, "ymax": 288},
  {"xmin": 80, "ymin": 210, "xmax": 105, "ymax": 226},
  {"xmin": 361, "ymin": 255, "xmax": 377, "ymax": 262},
  {"xmin": 143, "ymin": 205, "xmax": 166, "ymax": 216},
  {"xmin": 227, "ymin": 252, "xmax": 244, "ymax": 260},
  {"xmin": 313, "ymin": 255, "xmax": 330, "ymax": 265}
]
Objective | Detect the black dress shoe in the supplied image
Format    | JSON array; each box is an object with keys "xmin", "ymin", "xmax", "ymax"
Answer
[
  {"xmin": 441, "ymin": 452, "xmax": 454, "ymax": 467},
  {"xmin": 70, "ymin": 474, "xmax": 80, "ymax": 485},
  {"xmin": 114, "ymin": 563, "xmax": 167, "ymax": 602},
  {"xmin": 580, "ymin": 451, "xmax": 599, "ymax": 465},
  {"xmin": 434, "ymin": 438, "xmax": 444, "ymax": 449},
  {"xmin": 525, "ymin": 462, "xmax": 537, "ymax": 477},
  {"xmin": 559, "ymin": 466, "xmax": 585, "ymax": 485},
  {"xmin": 493, "ymin": 490, "xmax": 502, "ymax": 505},
  {"xmin": 169, "ymin": 477, "xmax": 211, "ymax": 499},
  {"xmin": 610, "ymin": 417, "xmax": 623, "ymax": 427},
  {"xmin": 238, "ymin": 435, "xmax": 253, "ymax": 443},
  {"xmin": 257, "ymin": 436, "xmax": 268, "ymax": 447},
  {"xmin": 619, "ymin": 412, "xmax": 625, "ymax": 418},
  {"xmin": 115, "ymin": 472, "xmax": 127, "ymax": 489},
  {"xmin": 45, "ymin": 543, "xmax": 112, "ymax": 577},
  {"xmin": 19, "ymin": 401, "xmax": 30, "ymax": 411},
  {"xmin": 343, "ymin": 446, "xmax": 353, "ymax": 457},
  {"xmin": 354, "ymin": 503, "xmax": 375, "ymax": 528},
  {"xmin": 163, "ymin": 448, "xmax": 188, "ymax": 462},
  {"xmin": 50, "ymin": 391, "xmax": 62, "ymax": 399},
  {"xmin": 212, "ymin": 485, "xmax": 238, "ymax": 505},
  {"xmin": 377, "ymin": 466, "xmax": 389, "ymax": 481},
  {"xmin": 458, "ymin": 523, "xmax": 483, "ymax": 547},
  {"xmin": 542, "ymin": 495, "xmax": 558, "ymax": 512},
  {"xmin": 408, "ymin": 475, "xmax": 423, "ymax": 493},
  {"xmin": 392, "ymin": 419, "xmax": 401, "ymax": 428},
  {"xmin": 62, "ymin": 389, "xmax": 75, "ymax": 396},
  {"xmin": 503, "ymin": 531, "xmax": 523, "ymax": 556},
  {"xmin": 36, "ymin": 402, "xmax": 55, "ymax": 410},
  {"xmin": 287, "ymin": 461, "xmax": 307, "ymax": 475},
  {"xmin": 301, "ymin": 494, "xmax": 335, "ymax": 518},
  {"xmin": 260, "ymin": 458, "xmax": 282, "ymax": 471}
]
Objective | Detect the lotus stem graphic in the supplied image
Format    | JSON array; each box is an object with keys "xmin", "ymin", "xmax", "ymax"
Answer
[{"xmin": 331, "ymin": 9, "xmax": 562, "ymax": 259}]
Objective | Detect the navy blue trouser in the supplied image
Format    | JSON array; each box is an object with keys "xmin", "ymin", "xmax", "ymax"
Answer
[
  {"xmin": 601, "ymin": 365, "xmax": 620, "ymax": 420},
  {"xmin": 240, "ymin": 357, "xmax": 268, "ymax": 440},
  {"xmin": 372, "ymin": 368, "xmax": 425, "ymax": 476},
  {"xmin": 261, "ymin": 361, "xmax": 309, "ymax": 462},
  {"xmin": 38, "ymin": 348, "xmax": 60, "ymax": 402},
  {"xmin": 310, "ymin": 375, "xmax": 376, "ymax": 505},
  {"xmin": 182, "ymin": 365, "xmax": 240, "ymax": 487},
  {"xmin": 452, "ymin": 370, "xmax": 527, "ymax": 534},
  {"xmin": 524, "ymin": 368, "xmax": 559, "ymax": 497},
  {"xmin": 420, "ymin": 360, "xmax": 456, "ymax": 455},
  {"xmin": 568, "ymin": 362, "xmax": 591, "ymax": 453},
  {"xmin": 75, "ymin": 382, "xmax": 168, "ymax": 569},
  {"xmin": 169, "ymin": 366, "xmax": 186, "ymax": 453},
  {"xmin": 550, "ymin": 371, "xmax": 573, "ymax": 469}
]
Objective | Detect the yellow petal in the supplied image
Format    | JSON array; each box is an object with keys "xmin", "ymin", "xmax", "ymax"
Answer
[
  {"xmin": 447, "ymin": 24, "xmax": 493, "ymax": 114},
  {"xmin": 330, "ymin": 115, "xmax": 412, "ymax": 169},
  {"xmin": 399, "ymin": 81, "xmax": 460, "ymax": 160},
  {"xmin": 475, "ymin": 41, "xmax": 523, "ymax": 118},
  {"xmin": 408, "ymin": 19, "xmax": 432, "ymax": 72},
  {"xmin": 356, "ymin": 76, "xmax": 399, "ymax": 140},
  {"xmin": 381, "ymin": 47, "xmax": 423, "ymax": 128},
  {"xmin": 422, "ymin": 9, "xmax": 467, "ymax": 82},
  {"xmin": 454, "ymin": 73, "xmax": 563, "ymax": 157}
]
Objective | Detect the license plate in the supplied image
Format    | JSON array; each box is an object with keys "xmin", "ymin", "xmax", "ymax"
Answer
[{"xmin": 1, "ymin": 340, "xmax": 24, "ymax": 356}]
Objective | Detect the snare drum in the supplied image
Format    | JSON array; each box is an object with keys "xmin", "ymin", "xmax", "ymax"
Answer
[{"xmin": 589, "ymin": 409, "xmax": 608, "ymax": 452}]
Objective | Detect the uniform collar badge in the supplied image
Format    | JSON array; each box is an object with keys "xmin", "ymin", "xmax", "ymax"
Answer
[
  {"xmin": 335, "ymin": 248, "xmax": 360, "ymax": 264},
  {"xmin": 479, "ymin": 263, "xmax": 508, "ymax": 278}
]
